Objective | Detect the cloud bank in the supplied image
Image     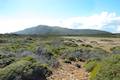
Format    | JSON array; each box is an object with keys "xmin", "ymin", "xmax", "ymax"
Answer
[
  {"xmin": 0, "ymin": 11, "xmax": 120, "ymax": 33},
  {"xmin": 61, "ymin": 12, "xmax": 120, "ymax": 33}
]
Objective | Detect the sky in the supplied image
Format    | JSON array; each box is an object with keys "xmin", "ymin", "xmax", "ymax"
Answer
[{"xmin": 0, "ymin": 0, "xmax": 120, "ymax": 33}]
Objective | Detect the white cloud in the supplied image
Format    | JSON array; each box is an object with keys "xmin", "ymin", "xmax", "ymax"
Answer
[
  {"xmin": 0, "ymin": 14, "xmax": 61, "ymax": 33},
  {"xmin": 0, "ymin": 11, "xmax": 120, "ymax": 33},
  {"xmin": 61, "ymin": 12, "xmax": 120, "ymax": 31},
  {"xmin": 116, "ymin": 26, "xmax": 120, "ymax": 33}
]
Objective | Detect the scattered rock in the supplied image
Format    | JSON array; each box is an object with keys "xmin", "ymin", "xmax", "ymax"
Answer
[
  {"xmin": 75, "ymin": 64, "xmax": 81, "ymax": 68},
  {"xmin": 78, "ymin": 58, "xmax": 85, "ymax": 62},
  {"xmin": 64, "ymin": 60, "xmax": 72, "ymax": 64},
  {"xmin": 18, "ymin": 51, "xmax": 34, "ymax": 57},
  {"xmin": 51, "ymin": 61, "xmax": 60, "ymax": 68}
]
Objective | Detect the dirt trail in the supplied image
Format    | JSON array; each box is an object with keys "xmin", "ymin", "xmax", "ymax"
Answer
[{"xmin": 48, "ymin": 60, "xmax": 89, "ymax": 80}]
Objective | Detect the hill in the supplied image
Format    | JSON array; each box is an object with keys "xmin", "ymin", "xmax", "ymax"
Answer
[{"xmin": 15, "ymin": 25, "xmax": 112, "ymax": 36}]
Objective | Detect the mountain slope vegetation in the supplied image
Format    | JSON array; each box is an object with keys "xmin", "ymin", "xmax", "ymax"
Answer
[{"xmin": 15, "ymin": 25, "xmax": 112, "ymax": 36}]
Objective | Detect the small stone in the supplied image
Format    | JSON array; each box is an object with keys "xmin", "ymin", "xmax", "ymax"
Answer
[{"xmin": 75, "ymin": 64, "xmax": 81, "ymax": 68}]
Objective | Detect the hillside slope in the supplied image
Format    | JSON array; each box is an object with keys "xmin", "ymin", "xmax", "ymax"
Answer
[{"xmin": 15, "ymin": 25, "xmax": 111, "ymax": 35}]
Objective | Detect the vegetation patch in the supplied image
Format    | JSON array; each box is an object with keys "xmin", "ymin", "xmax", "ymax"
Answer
[
  {"xmin": 89, "ymin": 54, "xmax": 120, "ymax": 80},
  {"xmin": 84, "ymin": 60, "xmax": 97, "ymax": 72},
  {"xmin": 0, "ymin": 56, "xmax": 52, "ymax": 80},
  {"xmin": 111, "ymin": 46, "xmax": 120, "ymax": 54}
]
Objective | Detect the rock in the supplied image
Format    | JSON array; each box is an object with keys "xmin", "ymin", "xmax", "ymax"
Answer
[
  {"xmin": 75, "ymin": 64, "xmax": 81, "ymax": 68},
  {"xmin": 20, "ymin": 51, "xmax": 34, "ymax": 57},
  {"xmin": 64, "ymin": 60, "xmax": 72, "ymax": 64},
  {"xmin": 78, "ymin": 58, "xmax": 85, "ymax": 62},
  {"xmin": 51, "ymin": 61, "xmax": 60, "ymax": 68},
  {"xmin": 36, "ymin": 47, "xmax": 47, "ymax": 56}
]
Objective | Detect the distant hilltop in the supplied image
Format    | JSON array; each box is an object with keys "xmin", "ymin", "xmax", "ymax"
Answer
[{"xmin": 15, "ymin": 25, "xmax": 112, "ymax": 36}]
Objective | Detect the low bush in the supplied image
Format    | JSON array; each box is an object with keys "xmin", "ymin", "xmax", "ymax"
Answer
[
  {"xmin": 63, "ymin": 47, "xmax": 108, "ymax": 62},
  {"xmin": 88, "ymin": 47, "xmax": 109, "ymax": 60},
  {"xmin": 90, "ymin": 54, "xmax": 120, "ymax": 80},
  {"xmin": 84, "ymin": 60, "xmax": 97, "ymax": 72},
  {"xmin": 90, "ymin": 63, "xmax": 101, "ymax": 80},
  {"xmin": 0, "ymin": 56, "xmax": 52, "ymax": 80},
  {"xmin": 0, "ymin": 39, "xmax": 8, "ymax": 43},
  {"xmin": 81, "ymin": 44, "xmax": 93, "ymax": 48},
  {"xmin": 63, "ymin": 41, "xmax": 78, "ymax": 47},
  {"xmin": 0, "ymin": 51, "xmax": 16, "ymax": 68},
  {"xmin": 111, "ymin": 46, "xmax": 120, "ymax": 54},
  {"xmin": 68, "ymin": 56, "xmax": 76, "ymax": 61},
  {"xmin": 0, "ymin": 57, "xmax": 15, "ymax": 68}
]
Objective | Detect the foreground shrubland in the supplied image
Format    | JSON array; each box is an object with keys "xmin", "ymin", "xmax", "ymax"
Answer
[{"xmin": 0, "ymin": 35, "xmax": 120, "ymax": 80}]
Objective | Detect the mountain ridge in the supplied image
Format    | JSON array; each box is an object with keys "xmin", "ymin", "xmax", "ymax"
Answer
[{"xmin": 15, "ymin": 25, "xmax": 112, "ymax": 36}]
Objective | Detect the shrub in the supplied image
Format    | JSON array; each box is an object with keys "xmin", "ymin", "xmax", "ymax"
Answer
[
  {"xmin": 22, "ymin": 56, "xmax": 35, "ymax": 62},
  {"xmin": 81, "ymin": 44, "xmax": 93, "ymax": 48},
  {"xmin": 66, "ymin": 47, "xmax": 108, "ymax": 62},
  {"xmin": 90, "ymin": 54, "xmax": 120, "ymax": 80},
  {"xmin": 68, "ymin": 56, "xmax": 76, "ymax": 61},
  {"xmin": 35, "ymin": 47, "xmax": 58, "ymax": 68},
  {"xmin": 0, "ymin": 57, "xmax": 15, "ymax": 68},
  {"xmin": 88, "ymin": 47, "xmax": 109, "ymax": 60},
  {"xmin": 111, "ymin": 46, "xmax": 120, "ymax": 54},
  {"xmin": 0, "ymin": 57, "xmax": 32, "ymax": 80},
  {"xmin": 25, "ymin": 37, "xmax": 33, "ymax": 41},
  {"xmin": 90, "ymin": 63, "xmax": 101, "ymax": 80},
  {"xmin": 0, "ymin": 39, "xmax": 7, "ymax": 43},
  {"xmin": 84, "ymin": 60, "xmax": 97, "ymax": 72},
  {"xmin": 63, "ymin": 41, "xmax": 78, "ymax": 47},
  {"xmin": 0, "ymin": 56, "xmax": 52, "ymax": 80},
  {"xmin": 22, "ymin": 62, "xmax": 52, "ymax": 80},
  {"xmin": 0, "ymin": 51, "xmax": 16, "ymax": 68}
]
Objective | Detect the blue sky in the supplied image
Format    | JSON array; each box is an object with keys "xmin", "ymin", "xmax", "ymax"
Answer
[{"xmin": 0, "ymin": 0, "xmax": 120, "ymax": 33}]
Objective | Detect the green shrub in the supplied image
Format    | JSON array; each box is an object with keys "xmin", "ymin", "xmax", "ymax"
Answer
[
  {"xmin": 81, "ymin": 44, "xmax": 93, "ymax": 48},
  {"xmin": 0, "ymin": 39, "xmax": 7, "ymax": 43},
  {"xmin": 84, "ymin": 60, "xmax": 97, "ymax": 72},
  {"xmin": 89, "ymin": 47, "xmax": 109, "ymax": 60},
  {"xmin": 0, "ymin": 56, "xmax": 52, "ymax": 80},
  {"xmin": 90, "ymin": 63, "xmax": 101, "ymax": 80},
  {"xmin": 111, "ymin": 46, "xmax": 120, "ymax": 54},
  {"xmin": 22, "ymin": 56, "xmax": 36, "ymax": 62},
  {"xmin": 68, "ymin": 56, "xmax": 76, "ymax": 61},
  {"xmin": 90, "ymin": 54, "xmax": 120, "ymax": 80},
  {"xmin": 63, "ymin": 41, "xmax": 78, "ymax": 47},
  {"xmin": 0, "ymin": 57, "xmax": 15, "ymax": 68},
  {"xmin": 0, "ymin": 52, "xmax": 16, "ymax": 68},
  {"xmin": 0, "ymin": 58, "xmax": 32, "ymax": 80},
  {"xmin": 63, "ymin": 47, "xmax": 108, "ymax": 62}
]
